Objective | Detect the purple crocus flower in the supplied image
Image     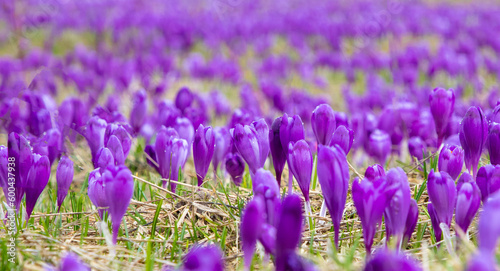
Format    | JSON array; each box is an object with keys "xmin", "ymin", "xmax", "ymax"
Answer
[
  {"xmin": 330, "ymin": 125, "xmax": 354, "ymax": 155},
  {"xmin": 88, "ymin": 169, "xmax": 107, "ymax": 219},
  {"xmin": 0, "ymin": 146, "xmax": 8, "ymax": 199},
  {"xmin": 363, "ymin": 248, "xmax": 421, "ymax": 271},
  {"xmin": 56, "ymin": 252, "xmax": 91, "ymax": 271},
  {"xmin": 275, "ymin": 194, "xmax": 303, "ymax": 271},
  {"xmin": 130, "ymin": 90, "xmax": 148, "ymax": 135},
  {"xmin": 175, "ymin": 87, "xmax": 194, "ymax": 113},
  {"xmin": 476, "ymin": 165, "xmax": 500, "ymax": 203},
  {"xmin": 193, "ymin": 124, "xmax": 215, "ymax": 186},
  {"xmin": 311, "ymin": 104, "xmax": 336, "ymax": 146},
  {"xmin": 365, "ymin": 164, "xmax": 386, "ymax": 182},
  {"xmin": 368, "ymin": 129, "xmax": 392, "ymax": 166},
  {"xmin": 174, "ymin": 117, "xmax": 195, "ymax": 147},
  {"xmin": 25, "ymin": 154, "xmax": 51, "ymax": 220},
  {"xmin": 102, "ymin": 165, "xmax": 134, "ymax": 244},
  {"xmin": 155, "ymin": 127, "xmax": 178, "ymax": 187},
  {"xmin": 212, "ymin": 127, "xmax": 230, "ymax": 178},
  {"xmin": 408, "ymin": 137, "xmax": 427, "ymax": 160},
  {"xmin": 84, "ymin": 116, "xmax": 107, "ymax": 166},
  {"xmin": 181, "ymin": 244, "xmax": 224, "ymax": 271},
  {"xmin": 8, "ymin": 132, "xmax": 33, "ymax": 211},
  {"xmin": 429, "ymin": 88, "xmax": 455, "ymax": 147},
  {"xmin": 287, "ymin": 140, "xmax": 313, "ymax": 204},
  {"xmin": 241, "ymin": 197, "xmax": 265, "ymax": 270},
  {"xmin": 104, "ymin": 124, "xmax": 132, "ymax": 159},
  {"xmin": 403, "ymin": 199, "xmax": 419, "ymax": 246},
  {"xmin": 106, "ymin": 135, "xmax": 125, "ymax": 165},
  {"xmin": 487, "ymin": 123, "xmax": 500, "ymax": 165},
  {"xmin": 252, "ymin": 169, "xmax": 281, "ymax": 226},
  {"xmin": 438, "ymin": 144, "xmax": 464, "ymax": 180},
  {"xmin": 56, "ymin": 156, "xmax": 74, "ymax": 212},
  {"xmin": 427, "ymin": 170, "xmax": 457, "ymax": 242},
  {"xmin": 231, "ymin": 123, "xmax": 262, "ymax": 173},
  {"xmin": 170, "ymin": 138, "xmax": 189, "ymax": 192},
  {"xmin": 269, "ymin": 116, "xmax": 287, "ymax": 187},
  {"xmin": 225, "ymin": 152, "xmax": 245, "ymax": 186},
  {"xmin": 352, "ymin": 176, "xmax": 397, "ymax": 254},
  {"xmin": 384, "ymin": 168, "xmax": 411, "ymax": 247},
  {"xmin": 279, "ymin": 114, "xmax": 305, "ymax": 153},
  {"xmin": 455, "ymin": 181, "xmax": 480, "ymax": 236},
  {"xmin": 317, "ymin": 145, "xmax": 349, "ymax": 248},
  {"xmin": 251, "ymin": 119, "xmax": 270, "ymax": 168},
  {"xmin": 478, "ymin": 192, "xmax": 500, "ymax": 254},
  {"xmin": 459, "ymin": 106, "xmax": 488, "ymax": 179},
  {"xmin": 96, "ymin": 147, "xmax": 115, "ymax": 171}
]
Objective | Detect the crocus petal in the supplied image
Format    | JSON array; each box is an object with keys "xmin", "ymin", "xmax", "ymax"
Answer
[
  {"xmin": 193, "ymin": 124, "xmax": 215, "ymax": 186},
  {"xmin": 459, "ymin": 106, "xmax": 488, "ymax": 178},
  {"xmin": 56, "ymin": 156, "xmax": 74, "ymax": 212},
  {"xmin": 311, "ymin": 104, "xmax": 336, "ymax": 146},
  {"xmin": 241, "ymin": 197, "xmax": 265, "ymax": 269},
  {"xmin": 438, "ymin": 144, "xmax": 464, "ymax": 180},
  {"xmin": 429, "ymin": 88, "xmax": 455, "ymax": 146},
  {"xmin": 287, "ymin": 140, "xmax": 313, "ymax": 202},
  {"xmin": 330, "ymin": 125, "xmax": 354, "ymax": 155},
  {"xmin": 25, "ymin": 154, "xmax": 51, "ymax": 220}
]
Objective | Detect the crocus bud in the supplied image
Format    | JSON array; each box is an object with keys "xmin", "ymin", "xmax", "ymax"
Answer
[
  {"xmin": 241, "ymin": 197, "xmax": 265, "ymax": 269},
  {"xmin": 455, "ymin": 181, "xmax": 480, "ymax": 236},
  {"xmin": 384, "ymin": 168, "xmax": 411, "ymax": 247},
  {"xmin": 403, "ymin": 199, "xmax": 419, "ymax": 246},
  {"xmin": 287, "ymin": 140, "xmax": 313, "ymax": 203},
  {"xmin": 212, "ymin": 127, "xmax": 230, "ymax": 177},
  {"xmin": 181, "ymin": 245, "xmax": 224, "ymax": 271},
  {"xmin": 487, "ymin": 123, "xmax": 500, "ymax": 165},
  {"xmin": 170, "ymin": 138, "xmax": 189, "ymax": 192},
  {"xmin": 174, "ymin": 117, "xmax": 195, "ymax": 147},
  {"xmin": 56, "ymin": 156, "xmax": 74, "ymax": 212},
  {"xmin": 232, "ymin": 124, "xmax": 261, "ymax": 173},
  {"xmin": 317, "ymin": 145, "xmax": 349, "ymax": 248},
  {"xmin": 251, "ymin": 119, "xmax": 270, "ymax": 167},
  {"xmin": 367, "ymin": 129, "xmax": 391, "ymax": 166},
  {"xmin": 365, "ymin": 164, "xmax": 386, "ymax": 182},
  {"xmin": 429, "ymin": 88, "xmax": 455, "ymax": 146},
  {"xmin": 269, "ymin": 117, "xmax": 287, "ymax": 187},
  {"xmin": 8, "ymin": 132, "xmax": 33, "ymax": 211},
  {"xmin": 363, "ymin": 249, "xmax": 421, "ymax": 271},
  {"xmin": 42, "ymin": 128, "xmax": 62, "ymax": 165},
  {"xmin": 25, "ymin": 154, "xmax": 51, "ymax": 220},
  {"xmin": 352, "ymin": 177, "xmax": 397, "ymax": 254},
  {"xmin": 279, "ymin": 114, "xmax": 305, "ymax": 153},
  {"xmin": 155, "ymin": 127, "xmax": 178, "ymax": 185},
  {"xmin": 275, "ymin": 194, "xmax": 303, "ymax": 271},
  {"xmin": 57, "ymin": 252, "xmax": 90, "ymax": 271},
  {"xmin": 330, "ymin": 125, "xmax": 354, "ymax": 155},
  {"xmin": 106, "ymin": 135, "xmax": 125, "ymax": 165},
  {"xmin": 427, "ymin": 170, "xmax": 457, "ymax": 241},
  {"xmin": 193, "ymin": 124, "xmax": 215, "ymax": 186},
  {"xmin": 459, "ymin": 106, "xmax": 488, "ymax": 179},
  {"xmin": 438, "ymin": 144, "xmax": 464, "ymax": 180},
  {"xmin": 103, "ymin": 165, "xmax": 134, "ymax": 244},
  {"xmin": 84, "ymin": 116, "xmax": 107, "ymax": 165},
  {"xmin": 311, "ymin": 104, "xmax": 336, "ymax": 145},
  {"xmin": 478, "ymin": 192, "xmax": 500, "ymax": 254},
  {"xmin": 408, "ymin": 137, "xmax": 427, "ymax": 160},
  {"xmin": 130, "ymin": 89, "xmax": 147, "ymax": 134},
  {"xmin": 476, "ymin": 165, "xmax": 500, "ymax": 203},
  {"xmin": 175, "ymin": 87, "xmax": 194, "ymax": 113},
  {"xmin": 88, "ymin": 169, "xmax": 107, "ymax": 219},
  {"xmin": 225, "ymin": 152, "xmax": 245, "ymax": 186}
]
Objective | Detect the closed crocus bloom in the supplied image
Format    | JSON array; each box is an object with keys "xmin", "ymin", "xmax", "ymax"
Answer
[
  {"xmin": 275, "ymin": 194, "xmax": 303, "ymax": 271},
  {"xmin": 84, "ymin": 116, "xmax": 107, "ymax": 165},
  {"xmin": 368, "ymin": 129, "xmax": 392, "ymax": 166},
  {"xmin": 225, "ymin": 152, "xmax": 245, "ymax": 186},
  {"xmin": 212, "ymin": 127, "xmax": 230, "ymax": 177},
  {"xmin": 487, "ymin": 123, "xmax": 500, "ymax": 165},
  {"xmin": 427, "ymin": 170, "xmax": 457, "ymax": 241},
  {"xmin": 56, "ymin": 156, "xmax": 74, "ymax": 212},
  {"xmin": 42, "ymin": 128, "xmax": 62, "ymax": 165},
  {"xmin": 455, "ymin": 181, "xmax": 480, "ymax": 236},
  {"xmin": 363, "ymin": 249, "xmax": 421, "ymax": 271},
  {"xmin": 476, "ymin": 165, "xmax": 500, "ymax": 203},
  {"xmin": 170, "ymin": 138, "xmax": 189, "ymax": 192},
  {"xmin": 352, "ymin": 177, "xmax": 397, "ymax": 254},
  {"xmin": 251, "ymin": 119, "xmax": 270, "ymax": 167},
  {"xmin": 438, "ymin": 144, "xmax": 464, "ymax": 180},
  {"xmin": 25, "ymin": 154, "xmax": 51, "ymax": 220},
  {"xmin": 104, "ymin": 124, "xmax": 132, "ymax": 158},
  {"xmin": 155, "ymin": 127, "xmax": 178, "ymax": 186},
  {"xmin": 57, "ymin": 252, "xmax": 90, "ymax": 271},
  {"xmin": 408, "ymin": 137, "xmax": 426, "ymax": 160},
  {"xmin": 365, "ymin": 164, "xmax": 386, "ymax": 182},
  {"xmin": 8, "ymin": 132, "xmax": 33, "ymax": 211},
  {"xmin": 102, "ymin": 165, "xmax": 134, "ymax": 244},
  {"xmin": 193, "ymin": 124, "xmax": 215, "ymax": 186},
  {"xmin": 175, "ymin": 87, "xmax": 194, "ymax": 113},
  {"xmin": 88, "ymin": 169, "xmax": 107, "ymax": 219},
  {"xmin": 106, "ymin": 135, "xmax": 125, "ymax": 165},
  {"xmin": 384, "ymin": 168, "xmax": 412, "ymax": 246},
  {"xmin": 182, "ymin": 245, "xmax": 224, "ymax": 271},
  {"xmin": 403, "ymin": 199, "xmax": 419, "ymax": 246},
  {"xmin": 311, "ymin": 104, "xmax": 336, "ymax": 145},
  {"xmin": 429, "ymin": 88, "xmax": 455, "ymax": 146},
  {"xmin": 317, "ymin": 145, "xmax": 349, "ymax": 248},
  {"xmin": 241, "ymin": 197, "xmax": 265, "ymax": 270},
  {"xmin": 96, "ymin": 147, "xmax": 115, "ymax": 171},
  {"xmin": 269, "ymin": 117, "xmax": 287, "ymax": 187},
  {"xmin": 130, "ymin": 89, "xmax": 147, "ymax": 134},
  {"xmin": 174, "ymin": 117, "xmax": 195, "ymax": 147},
  {"xmin": 252, "ymin": 169, "xmax": 281, "ymax": 226},
  {"xmin": 287, "ymin": 140, "xmax": 313, "ymax": 204},
  {"xmin": 330, "ymin": 125, "xmax": 354, "ymax": 155},
  {"xmin": 460, "ymin": 106, "xmax": 488, "ymax": 178},
  {"xmin": 232, "ymin": 124, "xmax": 261, "ymax": 173},
  {"xmin": 279, "ymin": 114, "xmax": 305, "ymax": 153},
  {"xmin": 478, "ymin": 192, "xmax": 500, "ymax": 254}
]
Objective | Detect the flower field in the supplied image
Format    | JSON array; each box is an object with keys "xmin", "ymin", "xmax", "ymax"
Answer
[{"xmin": 1, "ymin": 0, "xmax": 500, "ymax": 270}]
